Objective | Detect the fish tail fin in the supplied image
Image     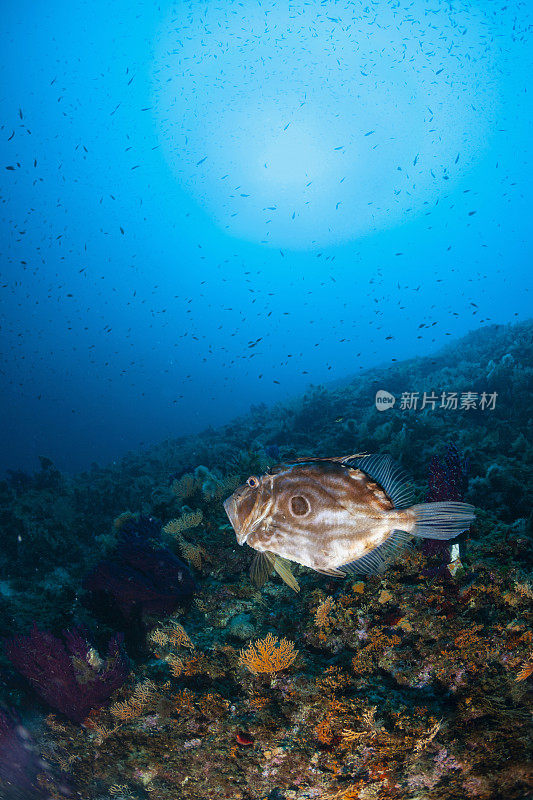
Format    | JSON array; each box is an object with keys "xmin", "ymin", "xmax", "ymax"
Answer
[{"xmin": 410, "ymin": 502, "xmax": 475, "ymax": 540}]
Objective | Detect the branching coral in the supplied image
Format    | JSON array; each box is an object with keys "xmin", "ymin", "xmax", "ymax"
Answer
[
  {"xmin": 163, "ymin": 511, "xmax": 203, "ymax": 536},
  {"xmin": 201, "ymin": 472, "xmax": 241, "ymax": 502},
  {"xmin": 239, "ymin": 633, "xmax": 298, "ymax": 675},
  {"xmin": 148, "ymin": 620, "xmax": 196, "ymax": 677},
  {"xmin": 351, "ymin": 629, "xmax": 401, "ymax": 674},
  {"xmin": 170, "ymin": 467, "xmax": 240, "ymax": 504},
  {"xmin": 110, "ymin": 679, "xmax": 157, "ymax": 722},
  {"xmin": 171, "ymin": 473, "xmax": 200, "ymax": 502},
  {"xmin": 515, "ymin": 652, "xmax": 533, "ymax": 682},
  {"xmin": 314, "ymin": 595, "xmax": 335, "ymax": 628},
  {"xmin": 163, "ymin": 512, "xmax": 210, "ymax": 569}
]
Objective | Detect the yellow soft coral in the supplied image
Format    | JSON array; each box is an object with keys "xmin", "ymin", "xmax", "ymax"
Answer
[
  {"xmin": 179, "ymin": 541, "xmax": 208, "ymax": 570},
  {"xmin": 171, "ymin": 473, "xmax": 200, "ymax": 501},
  {"xmin": 239, "ymin": 633, "xmax": 298, "ymax": 675},
  {"xmin": 109, "ymin": 680, "xmax": 156, "ymax": 721},
  {"xmin": 202, "ymin": 473, "xmax": 241, "ymax": 502},
  {"xmin": 163, "ymin": 511, "xmax": 203, "ymax": 537},
  {"xmin": 168, "ymin": 622, "xmax": 195, "ymax": 650}
]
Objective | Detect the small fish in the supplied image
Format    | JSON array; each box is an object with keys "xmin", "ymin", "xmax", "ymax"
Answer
[{"xmin": 223, "ymin": 454, "xmax": 475, "ymax": 592}]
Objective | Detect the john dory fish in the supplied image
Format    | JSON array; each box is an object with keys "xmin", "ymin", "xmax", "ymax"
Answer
[{"xmin": 223, "ymin": 454, "xmax": 475, "ymax": 592}]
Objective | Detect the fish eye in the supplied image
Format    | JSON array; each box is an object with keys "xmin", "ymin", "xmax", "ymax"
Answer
[
  {"xmin": 247, "ymin": 475, "xmax": 260, "ymax": 488},
  {"xmin": 290, "ymin": 495, "xmax": 310, "ymax": 516}
]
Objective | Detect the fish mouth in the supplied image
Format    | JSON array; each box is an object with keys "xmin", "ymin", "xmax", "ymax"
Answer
[{"xmin": 223, "ymin": 495, "xmax": 248, "ymax": 545}]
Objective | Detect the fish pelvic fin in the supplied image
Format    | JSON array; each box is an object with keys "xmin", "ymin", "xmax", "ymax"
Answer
[
  {"xmin": 250, "ymin": 552, "xmax": 273, "ymax": 588},
  {"xmin": 410, "ymin": 501, "xmax": 475, "ymax": 540},
  {"xmin": 250, "ymin": 551, "xmax": 300, "ymax": 593}
]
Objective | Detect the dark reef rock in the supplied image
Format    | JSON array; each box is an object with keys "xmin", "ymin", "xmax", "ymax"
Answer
[{"xmin": 83, "ymin": 541, "xmax": 196, "ymax": 621}]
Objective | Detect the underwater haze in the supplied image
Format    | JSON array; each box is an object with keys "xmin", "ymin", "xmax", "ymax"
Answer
[
  {"xmin": 1, "ymin": 3, "xmax": 533, "ymax": 800},
  {"xmin": 1, "ymin": 0, "xmax": 532, "ymax": 475}
]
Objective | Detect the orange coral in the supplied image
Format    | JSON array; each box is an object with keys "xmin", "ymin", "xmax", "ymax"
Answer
[
  {"xmin": 168, "ymin": 622, "xmax": 194, "ymax": 650},
  {"xmin": 149, "ymin": 628, "xmax": 169, "ymax": 647},
  {"xmin": 180, "ymin": 653, "xmax": 209, "ymax": 676},
  {"xmin": 351, "ymin": 629, "xmax": 401, "ymax": 674},
  {"xmin": 315, "ymin": 718, "xmax": 335, "ymax": 744},
  {"xmin": 163, "ymin": 511, "xmax": 203, "ymax": 537},
  {"xmin": 172, "ymin": 688, "xmax": 195, "ymax": 715},
  {"xmin": 314, "ymin": 596, "xmax": 335, "ymax": 628},
  {"xmin": 109, "ymin": 679, "xmax": 156, "ymax": 721},
  {"xmin": 180, "ymin": 541, "xmax": 209, "ymax": 570},
  {"xmin": 239, "ymin": 633, "xmax": 298, "ymax": 675},
  {"xmin": 167, "ymin": 654, "xmax": 184, "ymax": 677},
  {"xmin": 515, "ymin": 654, "xmax": 533, "ymax": 681},
  {"xmin": 249, "ymin": 693, "xmax": 269, "ymax": 711},
  {"xmin": 196, "ymin": 692, "xmax": 229, "ymax": 718},
  {"xmin": 317, "ymin": 666, "xmax": 351, "ymax": 692}
]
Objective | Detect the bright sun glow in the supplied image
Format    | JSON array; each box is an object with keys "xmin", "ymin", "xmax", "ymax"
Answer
[
  {"xmin": 260, "ymin": 125, "xmax": 325, "ymax": 187},
  {"xmin": 154, "ymin": 0, "xmax": 495, "ymax": 249}
]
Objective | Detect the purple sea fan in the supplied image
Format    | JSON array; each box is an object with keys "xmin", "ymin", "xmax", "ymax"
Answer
[
  {"xmin": 424, "ymin": 443, "xmax": 469, "ymax": 562},
  {"xmin": 426, "ymin": 443, "xmax": 468, "ymax": 503},
  {"xmin": 4, "ymin": 625, "xmax": 129, "ymax": 723}
]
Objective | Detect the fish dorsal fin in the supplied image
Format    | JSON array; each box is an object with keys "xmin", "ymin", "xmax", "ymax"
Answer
[
  {"xmin": 337, "ymin": 530, "xmax": 413, "ymax": 576},
  {"xmin": 250, "ymin": 552, "xmax": 300, "ymax": 593},
  {"xmin": 347, "ymin": 454, "xmax": 414, "ymax": 509},
  {"xmin": 270, "ymin": 453, "xmax": 369, "ymax": 472}
]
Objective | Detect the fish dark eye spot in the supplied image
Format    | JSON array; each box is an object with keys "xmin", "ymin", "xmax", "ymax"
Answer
[
  {"xmin": 290, "ymin": 495, "xmax": 310, "ymax": 516},
  {"xmin": 247, "ymin": 476, "xmax": 260, "ymax": 488}
]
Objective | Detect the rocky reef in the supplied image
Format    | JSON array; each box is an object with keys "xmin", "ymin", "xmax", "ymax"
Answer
[{"xmin": 0, "ymin": 320, "xmax": 531, "ymax": 800}]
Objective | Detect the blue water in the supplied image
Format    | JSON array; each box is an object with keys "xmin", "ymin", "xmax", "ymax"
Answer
[{"xmin": 1, "ymin": 0, "xmax": 531, "ymax": 475}]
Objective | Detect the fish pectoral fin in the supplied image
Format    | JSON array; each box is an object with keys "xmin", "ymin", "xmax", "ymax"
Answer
[
  {"xmin": 315, "ymin": 567, "xmax": 345, "ymax": 577},
  {"xmin": 250, "ymin": 552, "xmax": 273, "ymax": 588},
  {"xmin": 337, "ymin": 530, "xmax": 412, "ymax": 576},
  {"xmin": 271, "ymin": 554, "xmax": 300, "ymax": 593}
]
